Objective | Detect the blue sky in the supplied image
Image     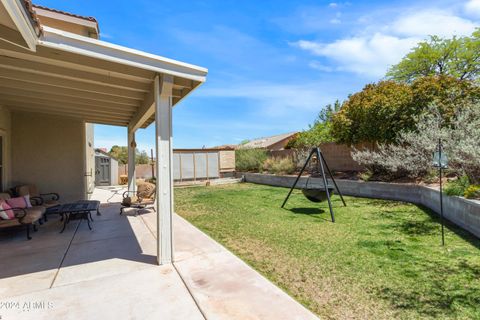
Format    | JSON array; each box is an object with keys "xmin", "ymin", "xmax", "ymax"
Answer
[{"xmin": 35, "ymin": 0, "xmax": 480, "ymax": 151}]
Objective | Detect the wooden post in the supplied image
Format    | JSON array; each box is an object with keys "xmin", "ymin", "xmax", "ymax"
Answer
[{"xmin": 154, "ymin": 74, "xmax": 174, "ymax": 265}]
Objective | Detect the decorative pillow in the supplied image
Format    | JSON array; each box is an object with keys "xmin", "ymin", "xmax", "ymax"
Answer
[
  {"xmin": 23, "ymin": 195, "xmax": 33, "ymax": 208},
  {"xmin": 6, "ymin": 197, "xmax": 28, "ymax": 209},
  {"xmin": 0, "ymin": 200, "xmax": 15, "ymax": 220}
]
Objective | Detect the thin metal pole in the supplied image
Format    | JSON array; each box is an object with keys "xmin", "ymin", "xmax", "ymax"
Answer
[
  {"xmin": 316, "ymin": 148, "xmax": 335, "ymax": 223},
  {"xmin": 439, "ymin": 138, "xmax": 445, "ymax": 246},
  {"xmin": 281, "ymin": 149, "xmax": 314, "ymax": 208},
  {"xmin": 319, "ymin": 152, "xmax": 346, "ymax": 207}
]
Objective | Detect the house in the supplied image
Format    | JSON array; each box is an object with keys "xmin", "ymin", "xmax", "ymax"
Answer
[
  {"xmin": 94, "ymin": 148, "xmax": 119, "ymax": 186},
  {"xmin": 0, "ymin": 0, "xmax": 207, "ymax": 264},
  {"xmin": 240, "ymin": 132, "xmax": 298, "ymax": 151}
]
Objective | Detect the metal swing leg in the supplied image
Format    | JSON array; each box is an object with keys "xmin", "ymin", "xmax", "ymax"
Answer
[
  {"xmin": 281, "ymin": 148, "xmax": 315, "ymax": 208},
  {"xmin": 319, "ymin": 152, "xmax": 346, "ymax": 207},
  {"xmin": 315, "ymin": 148, "xmax": 335, "ymax": 223}
]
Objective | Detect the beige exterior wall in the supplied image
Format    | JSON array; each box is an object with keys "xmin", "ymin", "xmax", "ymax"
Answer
[
  {"xmin": 0, "ymin": 106, "xmax": 11, "ymax": 191},
  {"xmin": 219, "ymin": 150, "xmax": 235, "ymax": 172},
  {"xmin": 11, "ymin": 112, "xmax": 86, "ymax": 202},
  {"xmin": 85, "ymin": 123, "xmax": 95, "ymax": 198}
]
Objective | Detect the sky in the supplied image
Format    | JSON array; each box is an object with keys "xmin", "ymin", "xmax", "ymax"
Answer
[{"xmin": 35, "ymin": 0, "xmax": 480, "ymax": 151}]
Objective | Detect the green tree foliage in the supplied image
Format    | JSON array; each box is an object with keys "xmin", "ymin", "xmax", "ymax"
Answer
[
  {"xmin": 235, "ymin": 148, "xmax": 268, "ymax": 172},
  {"xmin": 387, "ymin": 30, "xmax": 480, "ymax": 82},
  {"xmin": 287, "ymin": 101, "xmax": 340, "ymax": 148},
  {"xmin": 109, "ymin": 145, "xmax": 150, "ymax": 165},
  {"xmin": 109, "ymin": 146, "xmax": 128, "ymax": 164},
  {"xmin": 331, "ymin": 81, "xmax": 415, "ymax": 144},
  {"xmin": 331, "ymin": 76, "xmax": 480, "ymax": 144}
]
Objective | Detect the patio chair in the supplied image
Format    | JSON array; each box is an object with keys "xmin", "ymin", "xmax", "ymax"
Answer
[
  {"xmin": 16, "ymin": 184, "xmax": 60, "ymax": 221},
  {"xmin": 0, "ymin": 193, "xmax": 44, "ymax": 240},
  {"xmin": 120, "ymin": 182, "xmax": 156, "ymax": 215}
]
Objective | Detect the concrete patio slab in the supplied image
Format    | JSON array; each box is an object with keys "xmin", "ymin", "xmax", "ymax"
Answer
[
  {"xmin": 0, "ymin": 187, "xmax": 319, "ymax": 319},
  {"xmin": 0, "ymin": 266, "xmax": 204, "ymax": 320}
]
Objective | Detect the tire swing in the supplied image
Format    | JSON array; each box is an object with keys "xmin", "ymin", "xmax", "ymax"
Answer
[{"xmin": 281, "ymin": 147, "xmax": 346, "ymax": 222}]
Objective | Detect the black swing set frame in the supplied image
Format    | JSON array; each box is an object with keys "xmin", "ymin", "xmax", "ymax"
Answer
[{"xmin": 281, "ymin": 147, "xmax": 346, "ymax": 222}]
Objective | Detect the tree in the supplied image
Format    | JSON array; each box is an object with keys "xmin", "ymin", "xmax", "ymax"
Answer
[
  {"xmin": 109, "ymin": 145, "xmax": 128, "ymax": 165},
  {"xmin": 331, "ymin": 76, "xmax": 480, "ymax": 144},
  {"xmin": 108, "ymin": 145, "xmax": 151, "ymax": 165},
  {"xmin": 387, "ymin": 30, "xmax": 480, "ymax": 82},
  {"xmin": 287, "ymin": 101, "xmax": 340, "ymax": 149},
  {"xmin": 331, "ymin": 81, "xmax": 415, "ymax": 144}
]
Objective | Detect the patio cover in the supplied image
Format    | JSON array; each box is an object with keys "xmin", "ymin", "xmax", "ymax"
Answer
[{"xmin": 0, "ymin": 0, "xmax": 208, "ymax": 264}]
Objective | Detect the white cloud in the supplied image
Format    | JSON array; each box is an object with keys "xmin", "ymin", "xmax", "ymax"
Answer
[
  {"xmin": 329, "ymin": 3, "xmax": 338, "ymax": 8},
  {"xmin": 391, "ymin": 10, "xmax": 477, "ymax": 38},
  {"xmin": 330, "ymin": 18, "xmax": 341, "ymax": 24},
  {"xmin": 196, "ymin": 82, "xmax": 341, "ymax": 116},
  {"xmin": 293, "ymin": 9, "xmax": 479, "ymax": 78},
  {"xmin": 465, "ymin": 0, "xmax": 480, "ymax": 18},
  {"xmin": 308, "ymin": 61, "xmax": 334, "ymax": 72}
]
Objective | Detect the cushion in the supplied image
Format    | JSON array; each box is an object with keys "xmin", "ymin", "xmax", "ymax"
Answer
[
  {"xmin": 0, "ymin": 200, "xmax": 15, "ymax": 220},
  {"xmin": 6, "ymin": 197, "xmax": 28, "ymax": 209},
  {"xmin": 23, "ymin": 195, "xmax": 33, "ymax": 208}
]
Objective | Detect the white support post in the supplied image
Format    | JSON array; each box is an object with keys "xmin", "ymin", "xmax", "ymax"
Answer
[
  {"xmin": 154, "ymin": 74, "xmax": 174, "ymax": 265},
  {"xmin": 127, "ymin": 129, "xmax": 136, "ymax": 193}
]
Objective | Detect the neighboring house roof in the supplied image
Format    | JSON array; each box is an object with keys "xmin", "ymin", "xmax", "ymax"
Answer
[{"xmin": 240, "ymin": 132, "xmax": 298, "ymax": 149}]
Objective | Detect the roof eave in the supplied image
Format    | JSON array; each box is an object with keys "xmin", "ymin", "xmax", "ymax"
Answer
[{"xmin": 39, "ymin": 26, "xmax": 208, "ymax": 82}]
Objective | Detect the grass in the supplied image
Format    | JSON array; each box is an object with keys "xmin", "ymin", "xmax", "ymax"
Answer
[{"xmin": 174, "ymin": 183, "xmax": 480, "ymax": 320}]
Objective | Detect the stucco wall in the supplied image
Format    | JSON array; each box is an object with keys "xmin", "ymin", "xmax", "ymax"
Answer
[
  {"xmin": 240, "ymin": 173, "xmax": 480, "ymax": 239},
  {"xmin": 11, "ymin": 112, "xmax": 86, "ymax": 203},
  {"xmin": 0, "ymin": 106, "xmax": 11, "ymax": 191}
]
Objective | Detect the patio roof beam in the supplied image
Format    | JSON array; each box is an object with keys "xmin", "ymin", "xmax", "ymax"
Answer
[
  {"xmin": 0, "ymin": 48, "xmax": 153, "ymax": 84},
  {"xmin": 0, "ymin": 78, "xmax": 142, "ymax": 107},
  {"xmin": 0, "ymin": 55, "xmax": 152, "ymax": 92},
  {"xmin": 0, "ymin": 67, "xmax": 147, "ymax": 100},
  {"xmin": 39, "ymin": 26, "xmax": 208, "ymax": 83},
  {"xmin": 5, "ymin": 105, "xmax": 130, "ymax": 125},
  {"xmin": 0, "ymin": 96, "xmax": 136, "ymax": 116},
  {"xmin": 0, "ymin": 87, "xmax": 139, "ymax": 111},
  {"xmin": 3, "ymin": 101, "xmax": 134, "ymax": 120}
]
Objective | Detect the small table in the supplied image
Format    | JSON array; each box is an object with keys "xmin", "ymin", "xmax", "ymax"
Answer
[{"xmin": 49, "ymin": 200, "xmax": 101, "ymax": 233}]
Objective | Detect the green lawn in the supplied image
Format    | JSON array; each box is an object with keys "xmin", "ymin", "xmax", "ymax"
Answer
[{"xmin": 175, "ymin": 183, "xmax": 480, "ymax": 320}]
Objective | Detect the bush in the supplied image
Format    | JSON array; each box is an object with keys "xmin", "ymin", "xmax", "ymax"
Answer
[
  {"xmin": 263, "ymin": 157, "xmax": 296, "ymax": 175},
  {"xmin": 235, "ymin": 148, "xmax": 268, "ymax": 172},
  {"xmin": 352, "ymin": 102, "xmax": 480, "ymax": 183},
  {"xmin": 331, "ymin": 76, "xmax": 480, "ymax": 145},
  {"xmin": 444, "ymin": 176, "xmax": 470, "ymax": 196},
  {"xmin": 464, "ymin": 185, "xmax": 480, "ymax": 199}
]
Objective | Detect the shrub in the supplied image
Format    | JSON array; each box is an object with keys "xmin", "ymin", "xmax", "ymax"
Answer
[
  {"xmin": 331, "ymin": 76, "xmax": 480, "ymax": 145},
  {"xmin": 444, "ymin": 176, "xmax": 470, "ymax": 196},
  {"xmin": 352, "ymin": 103, "xmax": 480, "ymax": 183},
  {"xmin": 235, "ymin": 148, "xmax": 268, "ymax": 172},
  {"xmin": 464, "ymin": 185, "xmax": 480, "ymax": 199},
  {"xmin": 263, "ymin": 157, "xmax": 296, "ymax": 175}
]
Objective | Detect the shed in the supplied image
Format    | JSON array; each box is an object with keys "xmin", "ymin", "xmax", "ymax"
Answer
[{"xmin": 94, "ymin": 148, "xmax": 119, "ymax": 186}]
